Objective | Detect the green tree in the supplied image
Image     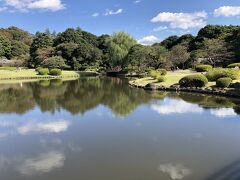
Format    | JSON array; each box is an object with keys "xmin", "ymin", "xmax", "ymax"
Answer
[
  {"xmin": 195, "ymin": 39, "xmax": 234, "ymax": 67},
  {"xmin": 29, "ymin": 33, "xmax": 53, "ymax": 67},
  {"xmin": 149, "ymin": 45, "xmax": 169, "ymax": 69},
  {"xmin": 0, "ymin": 35, "xmax": 12, "ymax": 58},
  {"xmin": 41, "ymin": 56, "xmax": 66, "ymax": 69},
  {"xmin": 107, "ymin": 32, "xmax": 137, "ymax": 69},
  {"xmin": 169, "ymin": 45, "xmax": 190, "ymax": 69}
]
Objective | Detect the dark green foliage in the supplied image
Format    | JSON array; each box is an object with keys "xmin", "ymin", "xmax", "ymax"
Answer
[
  {"xmin": 54, "ymin": 28, "xmax": 84, "ymax": 46},
  {"xmin": 49, "ymin": 68, "xmax": 62, "ymax": 76},
  {"xmin": 160, "ymin": 36, "xmax": 179, "ymax": 49},
  {"xmin": 0, "ymin": 35, "xmax": 12, "ymax": 58},
  {"xmin": 179, "ymin": 74, "xmax": 208, "ymax": 87},
  {"xmin": 41, "ymin": 56, "xmax": 66, "ymax": 69},
  {"xmin": 11, "ymin": 41, "xmax": 29, "ymax": 57},
  {"xmin": 206, "ymin": 68, "xmax": 240, "ymax": 81},
  {"xmin": 216, "ymin": 77, "xmax": 232, "ymax": 88},
  {"xmin": 227, "ymin": 63, "xmax": 240, "ymax": 68},
  {"xmin": 195, "ymin": 64, "xmax": 212, "ymax": 72},
  {"xmin": 38, "ymin": 68, "xmax": 49, "ymax": 75}
]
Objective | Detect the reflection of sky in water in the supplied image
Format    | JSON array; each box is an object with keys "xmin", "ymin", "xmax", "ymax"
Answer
[
  {"xmin": 0, "ymin": 92, "xmax": 239, "ymax": 179},
  {"xmin": 150, "ymin": 98, "xmax": 237, "ymax": 118}
]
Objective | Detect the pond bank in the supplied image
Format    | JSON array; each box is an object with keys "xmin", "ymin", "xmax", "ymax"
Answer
[{"xmin": 129, "ymin": 81, "xmax": 240, "ymax": 98}]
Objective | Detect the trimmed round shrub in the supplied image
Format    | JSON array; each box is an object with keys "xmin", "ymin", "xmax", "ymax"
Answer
[
  {"xmin": 36, "ymin": 67, "xmax": 42, "ymax": 72},
  {"xmin": 195, "ymin": 64, "xmax": 212, "ymax": 72},
  {"xmin": 206, "ymin": 68, "xmax": 240, "ymax": 81},
  {"xmin": 216, "ymin": 77, "xmax": 232, "ymax": 88},
  {"xmin": 49, "ymin": 68, "xmax": 62, "ymax": 76},
  {"xmin": 149, "ymin": 70, "xmax": 158, "ymax": 79},
  {"xmin": 227, "ymin": 63, "xmax": 240, "ymax": 68},
  {"xmin": 158, "ymin": 69, "xmax": 167, "ymax": 76},
  {"xmin": 179, "ymin": 74, "xmax": 208, "ymax": 87},
  {"xmin": 38, "ymin": 68, "xmax": 49, "ymax": 75},
  {"xmin": 157, "ymin": 75, "xmax": 166, "ymax": 82}
]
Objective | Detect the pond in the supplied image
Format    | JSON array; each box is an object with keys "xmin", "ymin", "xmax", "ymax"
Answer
[{"xmin": 0, "ymin": 77, "xmax": 240, "ymax": 180}]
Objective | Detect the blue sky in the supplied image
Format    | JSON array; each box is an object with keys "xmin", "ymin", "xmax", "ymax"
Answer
[{"xmin": 0, "ymin": 0, "xmax": 240, "ymax": 44}]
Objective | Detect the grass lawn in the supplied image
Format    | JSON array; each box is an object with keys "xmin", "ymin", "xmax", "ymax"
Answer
[
  {"xmin": 0, "ymin": 69, "xmax": 80, "ymax": 78},
  {"xmin": 0, "ymin": 68, "xmax": 98, "ymax": 82},
  {"xmin": 134, "ymin": 70, "xmax": 199, "ymax": 87}
]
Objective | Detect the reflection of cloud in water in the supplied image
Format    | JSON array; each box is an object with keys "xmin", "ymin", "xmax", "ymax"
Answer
[
  {"xmin": 151, "ymin": 99, "xmax": 203, "ymax": 115},
  {"xmin": 211, "ymin": 108, "xmax": 236, "ymax": 118},
  {"xmin": 18, "ymin": 151, "xmax": 65, "ymax": 175},
  {"xmin": 18, "ymin": 120, "xmax": 70, "ymax": 135},
  {"xmin": 158, "ymin": 163, "xmax": 191, "ymax": 180},
  {"xmin": 0, "ymin": 119, "xmax": 70, "ymax": 140}
]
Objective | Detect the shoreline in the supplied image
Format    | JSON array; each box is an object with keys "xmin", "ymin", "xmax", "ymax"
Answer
[{"xmin": 129, "ymin": 81, "xmax": 240, "ymax": 98}]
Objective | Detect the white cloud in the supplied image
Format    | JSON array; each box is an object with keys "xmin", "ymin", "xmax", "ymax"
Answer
[
  {"xmin": 153, "ymin": 26, "xmax": 168, "ymax": 32},
  {"xmin": 151, "ymin": 99, "xmax": 203, "ymax": 115},
  {"xmin": 92, "ymin": 12, "xmax": 99, "ymax": 17},
  {"xmin": 158, "ymin": 163, "xmax": 192, "ymax": 180},
  {"xmin": 4, "ymin": 0, "xmax": 65, "ymax": 12},
  {"xmin": 214, "ymin": 6, "xmax": 240, "ymax": 17},
  {"xmin": 104, "ymin": 8, "xmax": 123, "ymax": 16},
  {"xmin": 18, "ymin": 151, "xmax": 65, "ymax": 175},
  {"xmin": 211, "ymin": 108, "xmax": 237, "ymax": 118},
  {"xmin": 151, "ymin": 11, "xmax": 208, "ymax": 29},
  {"xmin": 134, "ymin": 0, "xmax": 141, "ymax": 4},
  {"xmin": 138, "ymin": 35, "xmax": 160, "ymax": 45}
]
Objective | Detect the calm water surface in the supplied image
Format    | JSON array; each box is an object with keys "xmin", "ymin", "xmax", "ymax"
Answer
[{"xmin": 0, "ymin": 77, "xmax": 240, "ymax": 180}]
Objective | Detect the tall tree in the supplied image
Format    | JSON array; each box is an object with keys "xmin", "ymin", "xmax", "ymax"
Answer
[
  {"xmin": 107, "ymin": 32, "xmax": 137, "ymax": 69},
  {"xmin": 169, "ymin": 45, "xmax": 190, "ymax": 69}
]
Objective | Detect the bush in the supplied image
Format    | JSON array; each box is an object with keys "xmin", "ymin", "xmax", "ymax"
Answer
[
  {"xmin": 195, "ymin": 64, "xmax": 212, "ymax": 72},
  {"xmin": 36, "ymin": 67, "xmax": 42, "ymax": 72},
  {"xmin": 149, "ymin": 70, "xmax": 158, "ymax": 79},
  {"xmin": 158, "ymin": 69, "xmax": 167, "ymax": 76},
  {"xmin": 216, "ymin": 78, "xmax": 232, "ymax": 88},
  {"xmin": 206, "ymin": 68, "xmax": 240, "ymax": 81},
  {"xmin": 49, "ymin": 68, "xmax": 62, "ymax": 76},
  {"xmin": 227, "ymin": 63, "xmax": 240, "ymax": 68},
  {"xmin": 157, "ymin": 75, "xmax": 166, "ymax": 82},
  {"xmin": 41, "ymin": 56, "xmax": 66, "ymax": 69},
  {"xmin": 179, "ymin": 74, "xmax": 208, "ymax": 87},
  {"xmin": 38, "ymin": 68, "xmax": 49, "ymax": 75}
]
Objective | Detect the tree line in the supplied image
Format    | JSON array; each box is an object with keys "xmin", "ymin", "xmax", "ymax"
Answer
[{"xmin": 0, "ymin": 25, "xmax": 239, "ymax": 72}]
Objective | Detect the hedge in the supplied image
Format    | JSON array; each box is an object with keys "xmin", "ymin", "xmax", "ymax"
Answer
[
  {"xmin": 157, "ymin": 75, "xmax": 166, "ymax": 82},
  {"xmin": 49, "ymin": 68, "xmax": 62, "ymax": 76},
  {"xmin": 38, "ymin": 68, "xmax": 49, "ymax": 75},
  {"xmin": 216, "ymin": 78, "xmax": 232, "ymax": 88},
  {"xmin": 205, "ymin": 68, "xmax": 240, "ymax": 81},
  {"xmin": 195, "ymin": 64, "xmax": 212, "ymax": 72},
  {"xmin": 179, "ymin": 74, "xmax": 208, "ymax": 87},
  {"xmin": 227, "ymin": 63, "xmax": 240, "ymax": 68}
]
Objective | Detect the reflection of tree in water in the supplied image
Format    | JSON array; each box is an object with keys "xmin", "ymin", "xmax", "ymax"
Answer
[
  {"xmin": 178, "ymin": 92, "xmax": 240, "ymax": 115},
  {"xmin": 31, "ymin": 80, "xmax": 68, "ymax": 113},
  {"xmin": 0, "ymin": 86, "xmax": 35, "ymax": 114},
  {"xmin": 0, "ymin": 78, "xmax": 239, "ymax": 116}
]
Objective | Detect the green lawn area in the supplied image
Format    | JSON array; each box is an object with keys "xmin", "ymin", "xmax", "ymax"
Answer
[
  {"xmin": 133, "ymin": 70, "xmax": 218, "ymax": 87},
  {"xmin": 0, "ymin": 69, "xmax": 80, "ymax": 79}
]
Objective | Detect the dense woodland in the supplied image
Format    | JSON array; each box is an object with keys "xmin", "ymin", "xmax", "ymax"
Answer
[{"xmin": 0, "ymin": 25, "xmax": 239, "ymax": 73}]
